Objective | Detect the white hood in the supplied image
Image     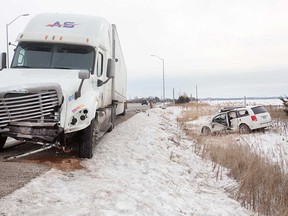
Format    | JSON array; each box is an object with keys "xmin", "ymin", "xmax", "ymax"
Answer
[{"xmin": 0, "ymin": 68, "xmax": 82, "ymax": 96}]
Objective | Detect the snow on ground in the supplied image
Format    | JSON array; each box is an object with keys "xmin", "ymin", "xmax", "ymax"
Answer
[
  {"xmin": 0, "ymin": 108, "xmax": 253, "ymax": 216},
  {"xmin": 203, "ymin": 98, "xmax": 282, "ymax": 106}
]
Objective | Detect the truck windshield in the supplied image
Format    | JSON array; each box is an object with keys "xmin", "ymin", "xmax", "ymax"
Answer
[{"xmin": 11, "ymin": 42, "xmax": 95, "ymax": 72}]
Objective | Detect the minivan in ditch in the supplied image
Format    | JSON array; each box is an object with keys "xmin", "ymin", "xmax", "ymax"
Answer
[{"xmin": 201, "ymin": 105, "xmax": 272, "ymax": 135}]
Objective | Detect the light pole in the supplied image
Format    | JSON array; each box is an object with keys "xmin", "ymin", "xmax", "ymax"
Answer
[
  {"xmin": 151, "ymin": 54, "xmax": 165, "ymax": 107},
  {"xmin": 6, "ymin": 14, "xmax": 29, "ymax": 67}
]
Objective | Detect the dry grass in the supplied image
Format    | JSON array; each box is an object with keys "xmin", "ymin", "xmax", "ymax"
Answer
[
  {"xmin": 208, "ymin": 140, "xmax": 288, "ymax": 215},
  {"xmin": 177, "ymin": 103, "xmax": 288, "ymax": 216},
  {"xmin": 266, "ymin": 105, "xmax": 288, "ymax": 135},
  {"xmin": 175, "ymin": 102, "xmax": 218, "ymax": 123}
]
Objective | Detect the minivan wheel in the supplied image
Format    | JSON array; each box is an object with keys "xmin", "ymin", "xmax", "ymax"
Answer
[
  {"xmin": 202, "ymin": 126, "xmax": 211, "ymax": 135},
  {"xmin": 239, "ymin": 124, "xmax": 251, "ymax": 134}
]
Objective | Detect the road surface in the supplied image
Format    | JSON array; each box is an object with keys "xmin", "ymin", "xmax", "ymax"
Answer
[{"xmin": 0, "ymin": 103, "xmax": 150, "ymax": 198}]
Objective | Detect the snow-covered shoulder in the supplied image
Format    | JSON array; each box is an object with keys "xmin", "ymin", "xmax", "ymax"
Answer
[{"xmin": 0, "ymin": 107, "xmax": 252, "ymax": 216}]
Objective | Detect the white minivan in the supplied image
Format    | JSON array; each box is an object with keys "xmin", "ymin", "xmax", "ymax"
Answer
[{"xmin": 201, "ymin": 105, "xmax": 272, "ymax": 135}]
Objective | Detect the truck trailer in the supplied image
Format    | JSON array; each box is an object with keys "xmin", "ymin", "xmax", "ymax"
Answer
[{"xmin": 0, "ymin": 13, "xmax": 127, "ymax": 159}]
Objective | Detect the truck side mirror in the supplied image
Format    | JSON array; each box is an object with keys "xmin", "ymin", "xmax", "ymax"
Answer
[
  {"xmin": 0, "ymin": 53, "xmax": 7, "ymax": 71},
  {"xmin": 75, "ymin": 70, "xmax": 90, "ymax": 99},
  {"xmin": 107, "ymin": 58, "xmax": 115, "ymax": 78},
  {"xmin": 98, "ymin": 59, "xmax": 116, "ymax": 87},
  {"xmin": 78, "ymin": 70, "xmax": 90, "ymax": 79}
]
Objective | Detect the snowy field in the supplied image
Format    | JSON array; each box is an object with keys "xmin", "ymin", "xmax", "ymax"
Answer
[
  {"xmin": 202, "ymin": 98, "xmax": 283, "ymax": 106},
  {"xmin": 0, "ymin": 107, "xmax": 253, "ymax": 216}
]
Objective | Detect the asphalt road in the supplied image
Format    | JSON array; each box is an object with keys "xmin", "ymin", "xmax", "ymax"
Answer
[{"xmin": 0, "ymin": 103, "xmax": 150, "ymax": 198}]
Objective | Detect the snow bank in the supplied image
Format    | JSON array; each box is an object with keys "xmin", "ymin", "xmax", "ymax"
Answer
[{"xmin": 0, "ymin": 108, "xmax": 252, "ymax": 216}]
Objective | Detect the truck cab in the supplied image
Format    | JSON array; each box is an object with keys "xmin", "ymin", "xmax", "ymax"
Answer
[{"xmin": 0, "ymin": 13, "xmax": 127, "ymax": 158}]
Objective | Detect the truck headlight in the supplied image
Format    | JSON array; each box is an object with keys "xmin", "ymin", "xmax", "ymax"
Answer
[{"xmin": 69, "ymin": 109, "xmax": 89, "ymax": 126}]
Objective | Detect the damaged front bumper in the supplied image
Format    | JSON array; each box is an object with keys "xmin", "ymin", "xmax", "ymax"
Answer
[{"xmin": 1, "ymin": 122, "xmax": 63, "ymax": 143}]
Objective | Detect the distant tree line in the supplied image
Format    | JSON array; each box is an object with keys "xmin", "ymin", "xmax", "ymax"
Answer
[
  {"xmin": 128, "ymin": 96, "xmax": 161, "ymax": 103},
  {"xmin": 176, "ymin": 95, "xmax": 190, "ymax": 104},
  {"xmin": 128, "ymin": 93, "xmax": 198, "ymax": 104},
  {"xmin": 175, "ymin": 93, "xmax": 196, "ymax": 104}
]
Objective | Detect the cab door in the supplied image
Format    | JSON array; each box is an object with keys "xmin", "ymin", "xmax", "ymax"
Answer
[
  {"xmin": 211, "ymin": 113, "xmax": 229, "ymax": 132},
  {"xmin": 96, "ymin": 49, "xmax": 112, "ymax": 107}
]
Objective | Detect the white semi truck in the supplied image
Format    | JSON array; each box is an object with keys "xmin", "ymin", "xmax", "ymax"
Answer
[{"xmin": 0, "ymin": 13, "xmax": 127, "ymax": 158}]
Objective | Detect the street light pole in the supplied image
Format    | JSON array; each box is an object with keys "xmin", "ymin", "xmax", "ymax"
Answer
[
  {"xmin": 6, "ymin": 14, "xmax": 29, "ymax": 67},
  {"xmin": 151, "ymin": 55, "xmax": 165, "ymax": 107}
]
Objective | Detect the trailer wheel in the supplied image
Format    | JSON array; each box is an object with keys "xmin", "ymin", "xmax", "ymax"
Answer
[
  {"xmin": 79, "ymin": 118, "xmax": 97, "ymax": 159},
  {"xmin": 0, "ymin": 135, "xmax": 7, "ymax": 151}
]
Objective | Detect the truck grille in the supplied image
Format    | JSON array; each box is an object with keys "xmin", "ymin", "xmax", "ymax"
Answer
[{"xmin": 0, "ymin": 90, "xmax": 61, "ymax": 128}]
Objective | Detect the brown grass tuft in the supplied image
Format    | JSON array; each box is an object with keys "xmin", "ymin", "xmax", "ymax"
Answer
[
  {"xmin": 176, "ymin": 102, "xmax": 218, "ymax": 123},
  {"xmin": 266, "ymin": 105, "xmax": 288, "ymax": 135}
]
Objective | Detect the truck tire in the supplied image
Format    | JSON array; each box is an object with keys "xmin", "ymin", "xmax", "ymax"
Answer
[
  {"xmin": 79, "ymin": 118, "xmax": 97, "ymax": 159},
  {"xmin": 0, "ymin": 135, "xmax": 7, "ymax": 151}
]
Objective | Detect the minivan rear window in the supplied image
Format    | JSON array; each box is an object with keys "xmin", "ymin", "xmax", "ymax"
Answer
[{"xmin": 251, "ymin": 106, "xmax": 267, "ymax": 114}]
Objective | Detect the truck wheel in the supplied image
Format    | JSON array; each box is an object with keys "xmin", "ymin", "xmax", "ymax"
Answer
[
  {"xmin": 239, "ymin": 124, "xmax": 251, "ymax": 134},
  {"xmin": 79, "ymin": 118, "xmax": 97, "ymax": 159},
  {"xmin": 201, "ymin": 126, "xmax": 211, "ymax": 135},
  {"xmin": 107, "ymin": 106, "xmax": 116, "ymax": 132},
  {"xmin": 0, "ymin": 135, "xmax": 7, "ymax": 151}
]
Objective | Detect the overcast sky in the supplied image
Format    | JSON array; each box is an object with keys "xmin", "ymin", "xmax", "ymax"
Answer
[{"xmin": 0, "ymin": 0, "xmax": 288, "ymax": 99}]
